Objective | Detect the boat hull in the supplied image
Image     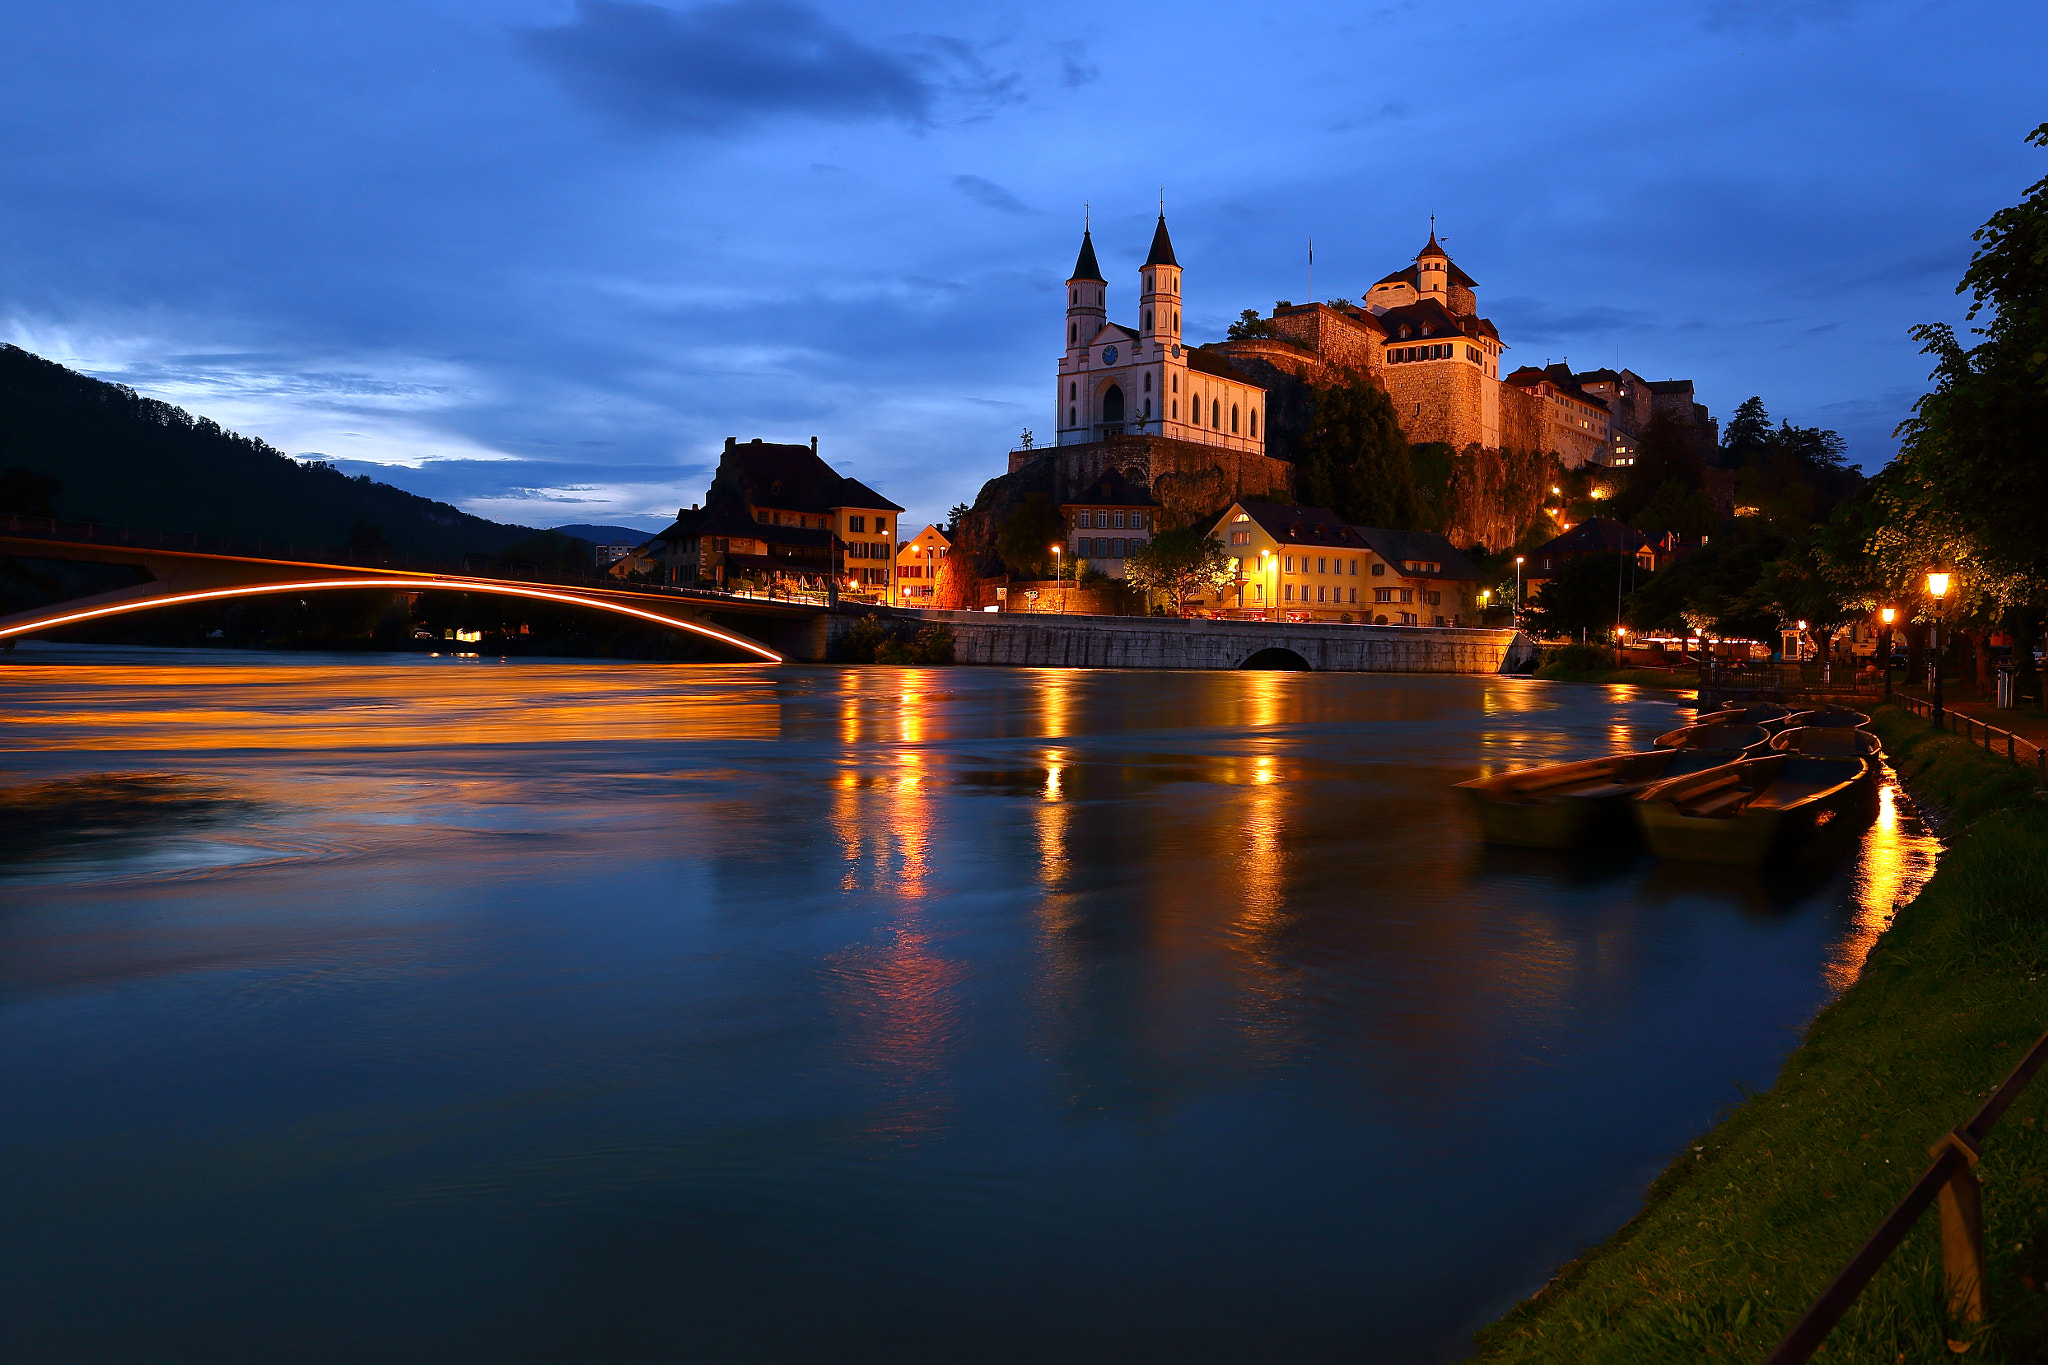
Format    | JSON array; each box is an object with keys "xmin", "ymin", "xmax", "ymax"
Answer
[{"xmin": 1632, "ymin": 756, "xmax": 1872, "ymax": 866}]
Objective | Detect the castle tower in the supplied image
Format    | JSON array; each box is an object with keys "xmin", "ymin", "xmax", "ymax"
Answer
[
  {"xmin": 1416, "ymin": 228, "xmax": 1449, "ymax": 309},
  {"xmin": 1065, "ymin": 228, "xmax": 1106, "ymax": 357},
  {"xmin": 1139, "ymin": 214, "xmax": 1180, "ymax": 350}
]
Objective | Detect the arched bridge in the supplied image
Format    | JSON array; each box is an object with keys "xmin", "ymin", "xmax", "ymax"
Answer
[{"xmin": 0, "ymin": 516, "xmax": 841, "ymax": 661}]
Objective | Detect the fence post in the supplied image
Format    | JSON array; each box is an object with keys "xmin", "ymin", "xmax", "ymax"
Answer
[{"xmin": 1933, "ymin": 1130, "xmax": 1987, "ymax": 1325}]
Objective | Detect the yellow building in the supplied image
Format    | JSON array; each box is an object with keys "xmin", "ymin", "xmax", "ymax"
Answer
[
  {"xmin": 895, "ymin": 524, "xmax": 951, "ymax": 604},
  {"xmin": 1206, "ymin": 501, "xmax": 1487, "ymax": 624}
]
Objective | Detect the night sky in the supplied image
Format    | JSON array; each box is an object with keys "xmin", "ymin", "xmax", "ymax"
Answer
[{"xmin": 4, "ymin": 0, "xmax": 2041, "ymax": 536}]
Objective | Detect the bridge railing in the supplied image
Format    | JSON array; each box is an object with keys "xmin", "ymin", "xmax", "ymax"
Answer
[{"xmin": 0, "ymin": 512, "xmax": 831, "ymax": 612}]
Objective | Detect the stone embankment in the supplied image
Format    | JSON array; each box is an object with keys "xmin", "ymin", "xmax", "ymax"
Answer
[{"xmin": 878, "ymin": 608, "xmax": 1534, "ymax": 674}]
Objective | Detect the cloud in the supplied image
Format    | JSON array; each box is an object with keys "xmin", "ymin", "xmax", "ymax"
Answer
[
  {"xmin": 519, "ymin": 0, "xmax": 933, "ymax": 131},
  {"xmin": 1698, "ymin": 0, "xmax": 1860, "ymax": 32},
  {"xmin": 1054, "ymin": 40, "xmax": 1098, "ymax": 89},
  {"xmin": 1490, "ymin": 297, "xmax": 1656, "ymax": 342},
  {"xmin": 951, "ymin": 174, "xmax": 1034, "ymax": 215}
]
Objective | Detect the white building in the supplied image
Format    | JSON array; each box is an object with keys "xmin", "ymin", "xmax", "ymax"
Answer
[{"xmin": 1055, "ymin": 216, "xmax": 1265, "ymax": 455}]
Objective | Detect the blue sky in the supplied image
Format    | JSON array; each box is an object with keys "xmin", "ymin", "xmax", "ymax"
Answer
[{"xmin": 3, "ymin": 0, "xmax": 2041, "ymax": 535}]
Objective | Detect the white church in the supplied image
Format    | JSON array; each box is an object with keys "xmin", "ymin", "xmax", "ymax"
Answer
[{"xmin": 1055, "ymin": 216, "xmax": 1266, "ymax": 455}]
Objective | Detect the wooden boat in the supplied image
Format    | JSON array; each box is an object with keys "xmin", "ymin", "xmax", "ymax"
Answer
[
  {"xmin": 1771, "ymin": 725, "xmax": 1882, "ymax": 757},
  {"xmin": 1654, "ymin": 722, "xmax": 1772, "ymax": 752},
  {"xmin": 1457, "ymin": 746, "xmax": 1751, "ymax": 849},
  {"xmin": 1785, "ymin": 706, "xmax": 1872, "ymax": 730},
  {"xmin": 1695, "ymin": 702, "xmax": 1792, "ymax": 730},
  {"xmin": 1632, "ymin": 754, "xmax": 1873, "ymax": 866}
]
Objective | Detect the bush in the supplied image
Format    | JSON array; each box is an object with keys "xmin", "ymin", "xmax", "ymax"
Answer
[
  {"xmin": 1545, "ymin": 643, "xmax": 1613, "ymax": 672},
  {"xmin": 838, "ymin": 617, "xmax": 954, "ymax": 665}
]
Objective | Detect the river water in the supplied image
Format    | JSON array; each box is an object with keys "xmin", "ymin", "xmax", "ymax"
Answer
[{"xmin": 0, "ymin": 647, "xmax": 1938, "ymax": 1363}]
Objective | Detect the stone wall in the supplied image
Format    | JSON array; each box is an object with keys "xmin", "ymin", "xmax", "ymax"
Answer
[
  {"xmin": 1380, "ymin": 357, "xmax": 1492, "ymax": 453},
  {"xmin": 988, "ymin": 434, "xmax": 1293, "ymax": 539},
  {"xmin": 899, "ymin": 609, "xmax": 1535, "ymax": 674}
]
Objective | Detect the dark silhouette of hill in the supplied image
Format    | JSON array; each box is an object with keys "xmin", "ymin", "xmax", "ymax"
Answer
[
  {"xmin": 550, "ymin": 523, "xmax": 658, "ymax": 544},
  {"xmin": 0, "ymin": 344, "xmax": 543, "ymax": 556}
]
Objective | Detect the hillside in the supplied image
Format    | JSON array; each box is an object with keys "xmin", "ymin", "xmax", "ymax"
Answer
[{"xmin": 0, "ymin": 345, "xmax": 543, "ymax": 557}]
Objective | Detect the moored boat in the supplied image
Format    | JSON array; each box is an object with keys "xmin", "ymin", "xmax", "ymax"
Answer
[
  {"xmin": 1632, "ymin": 754, "xmax": 1873, "ymax": 866},
  {"xmin": 1457, "ymin": 746, "xmax": 1751, "ymax": 849},
  {"xmin": 1695, "ymin": 702, "xmax": 1792, "ymax": 730},
  {"xmin": 1770, "ymin": 725, "xmax": 1882, "ymax": 757},
  {"xmin": 1785, "ymin": 706, "xmax": 1872, "ymax": 730},
  {"xmin": 1654, "ymin": 722, "xmax": 1772, "ymax": 752}
]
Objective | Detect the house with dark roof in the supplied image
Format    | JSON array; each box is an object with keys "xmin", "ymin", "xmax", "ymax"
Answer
[
  {"xmin": 616, "ymin": 437, "xmax": 904, "ymax": 600},
  {"xmin": 1202, "ymin": 500, "xmax": 1485, "ymax": 624},
  {"xmin": 1520, "ymin": 516, "xmax": 1658, "ymax": 596},
  {"xmin": 1061, "ymin": 468, "xmax": 1159, "ymax": 577}
]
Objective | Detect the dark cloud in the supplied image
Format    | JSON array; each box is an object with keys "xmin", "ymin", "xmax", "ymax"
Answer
[
  {"xmin": 519, "ymin": 0, "xmax": 932, "ymax": 130},
  {"xmin": 1489, "ymin": 297, "xmax": 1656, "ymax": 342},
  {"xmin": 952, "ymin": 174, "xmax": 1034, "ymax": 215},
  {"xmin": 1054, "ymin": 40, "xmax": 1099, "ymax": 89}
]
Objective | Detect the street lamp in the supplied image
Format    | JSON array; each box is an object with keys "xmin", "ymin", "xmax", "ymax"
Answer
[
  {"xmin": 1879, "ymin": 606, "xmax": 1896, "ymax": 699},
  {"xmin": 1514, "ymin": 557, "xmax": 1525, "ymax": 630},
  {"xmin": 1050, "ymin": 544, "xmax": 1064, "ymax": 613},
  {"xmin": 1928, "ymin": 572, "xmax": 1951, "ymax": 721}
]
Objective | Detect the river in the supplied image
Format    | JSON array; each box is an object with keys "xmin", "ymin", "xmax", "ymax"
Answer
[{"xmin": 0, "ymin": 647, "xmax": 1938, "ymax": 1363}]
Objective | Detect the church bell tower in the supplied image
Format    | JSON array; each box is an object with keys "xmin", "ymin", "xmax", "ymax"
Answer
[
  {"xmin": 1139, "ymin": 214, "xmax": 1179, "ymax": 349},
  {"xmin": 1066, "ymin": 228, "xmax": 1106, "ymax": 359}
]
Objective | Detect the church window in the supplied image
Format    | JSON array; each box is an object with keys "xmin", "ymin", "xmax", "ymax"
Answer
[
  {"xmin": 1143, "ymin": 373, "xmax": 1151, "ymax": 392},
  {"xmin": 1144, "ymin": 310, "xmax": 1153, "ymax": 331},
  {"xmin": 1250, "ymin": 410, "xmax": 1258, "ymax": 438},
  {"xmin": 1211, "ymin": 399, "xmax": 1220, "ymax": 427},
  {"xmin": 1102, "ymin": 384, "xmax": 1125, "ymax": 424},
  {"xmin": 1171, "ymin": 401, "xmax": 1177, "ymax": 419},
  {"xmin": 1070, "ymin": 290, "xmax": 1075, "ymax": 305},
  {"xmin": 1069, "ymin": 382, "xmax": 1076, "ymax": 400},
  {"xmin": 1069, "ymin": 406, "xmax": 1076, "ymax": 425},
  {"xmin": 1070, "ymin": 323, "xmax": 1076, "ymax": 344},
  {"xmin": 1231, "ymin": 404, "xmax": 1239, "ymax": 433},
  {"xmin": 1173, "ymin": 310, "xmax": 1179, "ymax": 329},
  {"xmin": 1143, "ymin": 398, "xmax": 1151, "ymax": 418}
]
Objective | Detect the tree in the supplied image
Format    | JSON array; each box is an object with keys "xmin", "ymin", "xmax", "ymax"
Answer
[
  {"xmin": 1525, "ymin": 552, "xmax": 1631, "ymax": 640},
  {"xmin": 996, "ymin": 494, "xmax": 1065, "ymax": 578},
  {"xmin": 1721, "ymin": 396, "xmax": 1774, "ymax": 467},
  {"xmin": 945, "ymin": 503, "xmax": 971, "ymax": 536},
  {"xmin": 1610, "ymin": 412, "xmax": 1700, "ymax": 524},
  {"xmin": 1295, "ymin": 379, "xmax": 1419, "ymax": 528},
  {"xmin": 1124, "ymin": 525, "xmax": 1232, "ymax": 616},
  {"xmin": 1226, "ymin": 309, "xmax": 1274, "ymax": 340},
  {"xmin": 0, "ymin": 467, "xmax": 60, "ymax": 517}
]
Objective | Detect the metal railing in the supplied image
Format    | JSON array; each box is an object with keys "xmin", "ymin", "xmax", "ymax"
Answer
[
  {"xmin": 1893, "ymin": 692, "xmax": 2048, "ymax": 783},
  {"xmin": 1766, "ymin": 1028, "xmax": 2048, "ymax": 1361}
]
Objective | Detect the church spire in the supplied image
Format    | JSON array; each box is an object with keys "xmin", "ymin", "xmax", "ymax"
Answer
[
  {"xmin": 1070, "ymin": 228, "xmax": 1105, "ymax": 283},
  {"xmin": 1144, "ymin": 214, "xmax": 1178, "ymax": 268}
]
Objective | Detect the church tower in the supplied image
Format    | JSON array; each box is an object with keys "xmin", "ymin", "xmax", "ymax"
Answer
[
  {"xmin": 1416, "ymin": 228, "xmax": 1449, "ymax": 309},
  {"xmin": 1065, "ymin": 228, "xmax": 1106, "ymax": 359},
  {"xmin": 1139, "ymin": 214, "xmax": 1179, "ymax": 350}
]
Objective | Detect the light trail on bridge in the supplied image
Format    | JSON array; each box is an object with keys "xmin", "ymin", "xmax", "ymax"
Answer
[{"xmin": 0, "ymin": 577, "xmax": 786, "ymax": 662}]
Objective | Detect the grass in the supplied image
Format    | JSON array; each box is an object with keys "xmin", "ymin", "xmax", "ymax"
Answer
[{"xmin": 1471, "ymin": 704, "xmax": 2048, "ymax": 1363}]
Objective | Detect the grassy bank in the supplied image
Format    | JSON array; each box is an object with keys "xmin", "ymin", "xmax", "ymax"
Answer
[{"xmin": 1472, "ymin": 704, "xmax": 2048, "ymax": 1362}]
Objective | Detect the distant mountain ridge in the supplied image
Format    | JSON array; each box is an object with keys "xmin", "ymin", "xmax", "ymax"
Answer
[
  {"xmin": 0, "ymin": 345, "xmax": 546, "ymax": 557},
  {"xmin": 550, "ymin": 523, "xmax": 658, "ymax": 545}
]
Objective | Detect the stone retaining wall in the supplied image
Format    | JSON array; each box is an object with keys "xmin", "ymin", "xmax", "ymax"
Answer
[{"xmin": 892, "ymin": 609, "xmax": 1533, "ymax": 674}]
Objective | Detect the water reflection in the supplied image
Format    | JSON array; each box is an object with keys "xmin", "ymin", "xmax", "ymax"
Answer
[{"xmin": 0, "ymin": 648, "xmax": 1941, "ymax": 1364}]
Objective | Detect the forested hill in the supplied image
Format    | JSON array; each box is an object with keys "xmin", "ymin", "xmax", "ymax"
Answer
[{"xmin": 0, "ymin": 345, "xmax": 542, "ymax": 557}]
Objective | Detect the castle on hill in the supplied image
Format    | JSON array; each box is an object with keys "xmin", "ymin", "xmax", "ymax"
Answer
[{"xmin": 1036, "ymin": 214, "xmax": 1712, "ymax": 478}]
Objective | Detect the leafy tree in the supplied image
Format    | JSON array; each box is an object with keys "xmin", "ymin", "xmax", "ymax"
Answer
[
  {"xmin": 1226, "ymin": 309, "xmax": 1274, "ymax": 340},
  {"xmin": 1609, "ymin": 412, "xmax": 1700, "ymax": 524},
  {"xmin": 1124, "ymin": 525, "xmax": 1232, "ymax": 616},
  {"xmin": 1295, "ymin": 379, "xmax": 1419, "ymax": 528},
  {"xmin": 1628, "ymin": 480, "xmax": 1718, "ymax": 540},
  {"xmin": 996, "ymin": 493, "xmax": 1065, "ymax": 577},
  {"xmin": 0, "ymin": 466, "xmax": 60, "ymax": 517},
  {"xmin": 1526, "ymin": 552, "xmax": 1631, "ymax": 640}
]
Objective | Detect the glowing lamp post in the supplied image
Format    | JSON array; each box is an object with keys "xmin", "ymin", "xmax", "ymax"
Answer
[
  {"xmin": 1514, "ymin": 557, "xmax": 1525, "ymax": 631},
  {"xmin": 1928, "ymin": 572, "xmax": 1951, "ymax": 721},
  {"xmin": 1879, "ymin": 606, "xmax": 1896, "ymax": 699},
  {"xmin": 1051, "ymin": 544, "xmax": 1064, "ymax": 613}
]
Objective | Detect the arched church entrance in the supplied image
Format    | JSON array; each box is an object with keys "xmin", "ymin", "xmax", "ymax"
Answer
[{"xmin": 1101, "ymin": 383, "xmax": 1125, "ymax": 428}]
